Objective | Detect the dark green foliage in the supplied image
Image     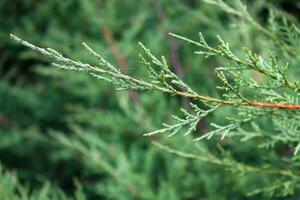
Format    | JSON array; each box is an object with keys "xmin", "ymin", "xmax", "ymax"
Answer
[{"xmin": 1, "ymin": 0, "xmax": 300, "ymax": 199}]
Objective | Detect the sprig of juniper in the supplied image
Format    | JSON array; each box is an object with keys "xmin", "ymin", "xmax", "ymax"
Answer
[
  {"xmin": 152, "ymin": 141, "xmax": 300, "ymax": 177},
  {"xmin": 144, "ymin": 103, "xmax": 220, "ymax": 137},
  {"xmin": 153, "ymin": 141, "xmax": 300, "ymax": 197},
  {"xmin": 10, "ymin": 34, "xmax": 300, "ymax": 108},
  {"xmin": 10, "ymin": 33, "xmax": 300, "ymax": 143},
  {"xmin": 169, "ymin": 32, "xmax": 299, "ymax": 92}
]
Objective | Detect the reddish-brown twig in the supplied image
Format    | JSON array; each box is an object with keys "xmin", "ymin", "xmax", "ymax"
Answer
[{"xmin": 247, "ymin": 102, "xmax": 300, "ymax": 110}]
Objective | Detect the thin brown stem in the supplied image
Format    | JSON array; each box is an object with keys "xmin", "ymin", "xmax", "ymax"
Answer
[
  {"xmin": 248, "ymin": 102, "xmax": 300, "ymax": 109},
  {"xmin": 157, "ymin": 87, "xmax": 300, "ymax": 110}
]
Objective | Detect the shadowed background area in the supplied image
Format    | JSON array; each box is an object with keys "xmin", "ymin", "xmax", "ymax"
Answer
[{"xmin": 0, "ymin": 0, "xmax": 300, "ymax": 199}]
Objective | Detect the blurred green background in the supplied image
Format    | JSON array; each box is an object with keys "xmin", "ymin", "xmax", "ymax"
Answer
[{"xmin": 0, "ymin": 0, "xmax": 300, "ymax": 199}]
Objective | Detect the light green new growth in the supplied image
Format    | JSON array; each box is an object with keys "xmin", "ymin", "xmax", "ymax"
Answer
[
  {"xmin": 9, "ymin": 28, "xmax": 300, "ymax": 144},
  {"xmin": 9, "ymin": 20, "xmax": 300, "ymax": 143}
]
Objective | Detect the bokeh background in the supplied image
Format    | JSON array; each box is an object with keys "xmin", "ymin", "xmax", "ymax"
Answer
[{"xmin": 0, "ymin": 0, "xmax": 300, "ymax": 199}]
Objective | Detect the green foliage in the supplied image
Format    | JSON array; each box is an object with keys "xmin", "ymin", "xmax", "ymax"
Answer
[
  {"xmin": 0, "ymin": 163, "xmax": 87, "ymax": 200},
  {"xmin": 2, "ymin": 0, "xmax": 300, "ymax": 199}
]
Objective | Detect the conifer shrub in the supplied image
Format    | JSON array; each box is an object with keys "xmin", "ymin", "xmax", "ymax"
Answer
[{"xmin": 3, "ymin": 0, "xmax": 300, "ymax": 199}]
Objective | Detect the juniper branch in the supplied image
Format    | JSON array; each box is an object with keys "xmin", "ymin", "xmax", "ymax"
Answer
[
  {"xmin": 169, "ymin": 33, "xmax": 298, "ymax": 92},
  {"xmin": 152, "ymin": 141, "xmax": 300, "ymax": 177},
  {"xmin": 10, "ymin": 34, "xmax": 300, "ymax": 109}
]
